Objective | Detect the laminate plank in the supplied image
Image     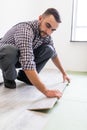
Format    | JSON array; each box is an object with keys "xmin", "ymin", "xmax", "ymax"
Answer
[{"xmin": 28, "ymin": 82, "xmax": 67, "ymax": 110}]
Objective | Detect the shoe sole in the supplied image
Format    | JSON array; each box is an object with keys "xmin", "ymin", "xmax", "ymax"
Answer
[{"xmin": 5, "ymin": 86, "xmax": 16, "ymax": 89}]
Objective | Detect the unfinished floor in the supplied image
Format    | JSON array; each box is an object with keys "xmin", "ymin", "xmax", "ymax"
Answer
[{"xmin": 0, "ymin": 69, "xmax": 87, "ymax": 130}]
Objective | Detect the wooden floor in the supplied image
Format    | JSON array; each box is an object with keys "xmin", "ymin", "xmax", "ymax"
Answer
[{"xmin": 0, "ymin": 69, "xmax": 87, "ymax": 130}]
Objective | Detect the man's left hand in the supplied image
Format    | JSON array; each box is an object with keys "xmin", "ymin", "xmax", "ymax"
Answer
[{"xmin": 63, "ymin": 74, "xmax": 70, "ymax": 83}]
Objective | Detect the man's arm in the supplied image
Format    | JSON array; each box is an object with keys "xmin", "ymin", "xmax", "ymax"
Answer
[
  {"xmin": 24, "ymin": 69, "xmax": 62, "ymax": 98},
  {"xmin": 52, "ymin": 56, "xmax": 70, "ymax": 83}
]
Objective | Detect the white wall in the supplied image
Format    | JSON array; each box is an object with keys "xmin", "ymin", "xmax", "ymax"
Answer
[{"xmin": 0, "ymin": 0, "xmax": 87, "ymax": 72}]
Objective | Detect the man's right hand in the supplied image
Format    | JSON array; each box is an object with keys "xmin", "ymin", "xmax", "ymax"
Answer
[
  {"xmin": 24, "ymin": 69, "xmax": 62, "ymax": 99},
  {"xmin": 44, "ymin": 89, "xmax": 63, "ymax": 99}
]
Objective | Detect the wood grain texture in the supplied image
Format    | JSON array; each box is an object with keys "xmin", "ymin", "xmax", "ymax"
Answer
[{"xmin": 0, "ymin": 69, "xmax": 67, "ymax": 130}]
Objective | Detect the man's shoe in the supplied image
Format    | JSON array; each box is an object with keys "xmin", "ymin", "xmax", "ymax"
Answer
[
  {"xmin": 17, "ymin": 70, "xmax": 32, "ymax": 85},
  {"xmin": 4, "ymin": 79, "xmax": 16, "ymax": 89}
]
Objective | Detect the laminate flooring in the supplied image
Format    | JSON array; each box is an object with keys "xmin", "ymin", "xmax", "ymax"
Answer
[
  {"xmin": 0, "ymin": 69, "xmax": 67, "ymax": 130},
  {"xmin": 0, "ymin": 69, "xmax": 87, "ymax": 130}
]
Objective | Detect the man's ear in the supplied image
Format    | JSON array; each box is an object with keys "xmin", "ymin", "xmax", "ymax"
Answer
[{"xmin": 38, "ymin": 15, "xmax": 43, "ymax": 21}]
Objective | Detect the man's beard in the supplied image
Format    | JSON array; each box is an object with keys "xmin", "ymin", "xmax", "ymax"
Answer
[
  {"xmin": 39, "ymin": 31, "xmax": 48, "ymax": 37},
  {"xmin": 39, "ymin": 24, "xmax": 48, "ymax": 37}
]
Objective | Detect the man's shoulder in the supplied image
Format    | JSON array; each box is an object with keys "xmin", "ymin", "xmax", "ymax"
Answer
[
  {"xmin": 14, "ymin": 20, "xmax": 38, "ymax": 33},
  {"xmin": 21, "ymin": 20, "xmax": 38, "ymax": 27},
  {"xmin": 14, "ymin": 20, "xmax": 38, "ymax": 28}
]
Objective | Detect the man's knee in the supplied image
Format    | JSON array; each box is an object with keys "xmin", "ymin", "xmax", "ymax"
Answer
[
  {"xmin": 44, "ymin": 45, "xmax": 54, "ymax": 58},
  {"xmin": 34, "ymin": 44, "xmax": 54, "ymax": 59},
  {"xmin": 1, "ymin": 45, "xmax": 19, "ymax": 58},
  {"xmin": 0, "ymin": 45, "xmax": 19, "ymax": 70}
]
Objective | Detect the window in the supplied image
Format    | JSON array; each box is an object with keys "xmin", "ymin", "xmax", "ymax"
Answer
[{"xmin": 71, "ymin": 0, "xmax": 87, "ymax": 42}]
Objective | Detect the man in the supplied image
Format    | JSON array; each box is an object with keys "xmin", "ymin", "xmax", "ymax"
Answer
[{"xmin": 0, "ymin": 8, "xmax": 70, "ymax": 98}]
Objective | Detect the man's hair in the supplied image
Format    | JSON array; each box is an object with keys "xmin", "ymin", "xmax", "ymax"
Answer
[{"xmin": 42, "ymin": 8, "xmax": 61, "ymax": 23}]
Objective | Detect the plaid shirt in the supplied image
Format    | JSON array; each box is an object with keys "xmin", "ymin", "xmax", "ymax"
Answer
[{"xmin": 0, "ymin": 20, "xmax": 57, "ymax": 70}]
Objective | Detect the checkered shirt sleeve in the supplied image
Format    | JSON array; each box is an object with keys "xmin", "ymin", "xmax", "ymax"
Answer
[{"xmin": 14, "ymin": 25, "xmax": 36, "ymax": 70}]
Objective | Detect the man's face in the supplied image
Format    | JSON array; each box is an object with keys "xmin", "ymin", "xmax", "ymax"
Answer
[{"xmin": 38, "ymin": 15, "xmax": 59, "ymax": 37}]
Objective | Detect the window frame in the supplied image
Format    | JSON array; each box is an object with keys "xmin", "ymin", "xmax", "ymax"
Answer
[{"xmin": 70, "ymin": 0, "xmax": 87, "ymax": 42}]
